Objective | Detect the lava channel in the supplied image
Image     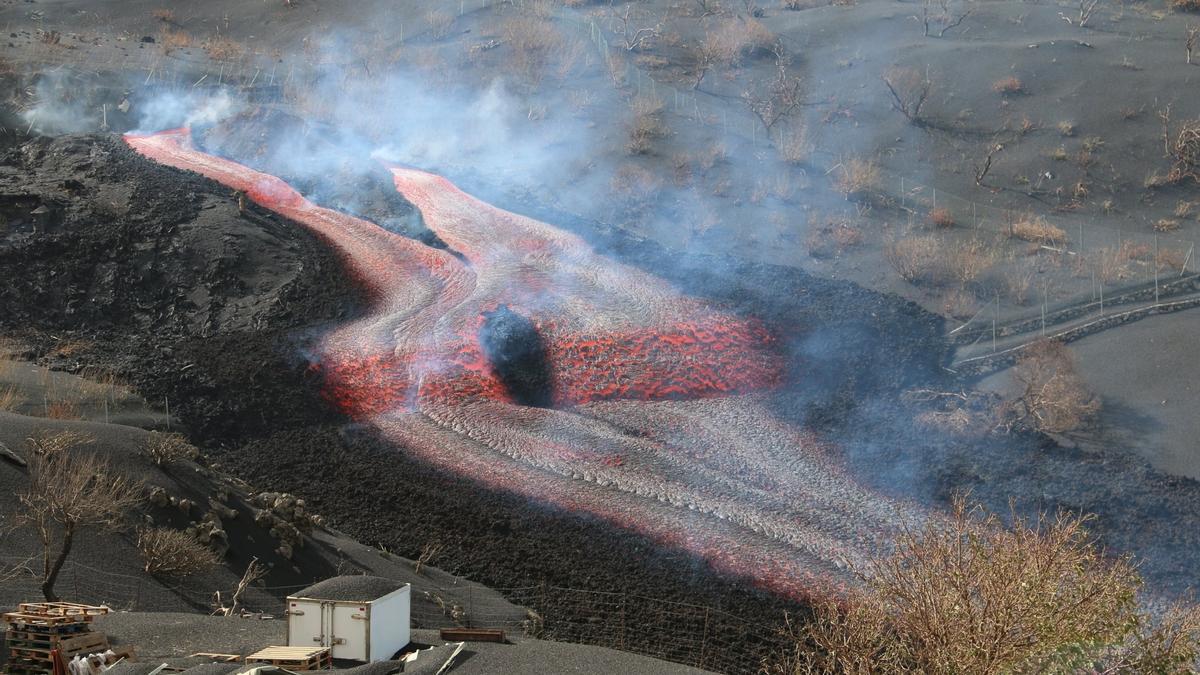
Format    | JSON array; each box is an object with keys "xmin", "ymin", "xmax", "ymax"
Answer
[{"xmin": 126, "ymin": 127, "xmax": 925, "ymax": 601}]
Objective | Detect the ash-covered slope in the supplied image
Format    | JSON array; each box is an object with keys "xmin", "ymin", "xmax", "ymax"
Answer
[{"xmin": 0, "ymin": 134, "xmax": 355, "ymax": 337}]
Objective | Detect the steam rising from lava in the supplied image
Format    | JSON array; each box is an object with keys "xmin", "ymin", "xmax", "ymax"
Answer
[{"xmin": 126, "ymin": 127, "xmax": 924, "ymax": 600}]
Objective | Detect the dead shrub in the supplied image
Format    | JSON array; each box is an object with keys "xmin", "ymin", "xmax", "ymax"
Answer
[
  {"xmin": 137, "ymin": 527, "xmax": 219, "ymax": 578},
  {"xmin": 940, "ymin": 287, "xmax": 978, "ymax": 319},
  {"xmin": 945, "ymin": 237, "xmax": 996, "ymax": 285},
  {"xmin": 885, "ymin": 236, "xmax": 941, "ymax": 284},
  {"xmin": 886, "ymin": 236, "xmax": 993, "ymax": 286},
  {"xmin": 992, "ymin": 75, "xmax": 1025, "ymax": 95},
  {"xmin": 771, "ymin": 497, "xmax": 1200, "ymax": 674},
  {"xmin": 45, "ymin": 400, "xmax": 79, "ymax": 420},
  {"xmin": 1007, "ymin": 339, "xmax": 1099, "ymax": 434},
  {"xmin": 778, "ymin": 125, "xmax": 811, "ymax": 165},
  {"xmin": 0, "ymin": 385, "xmax": 20, "ymax": 411},
  {"xmin": 202, "ymin": 36, "xmax": 243, "ymax": 61},
  {"xmin": 1155, "ymin": 218, "xmax": 1182, "ymax": 232},
  {"xmin": 1173, "ymin": 0, "xmax": 1200, "ymax": 11},
  {"xmin": 159, "ymin": 28, "xmax": 192, "ymax": 54},
  {"xmin": 627, "ymin": 96, "xmax": 667, "ymax": 155},
  {"xmin": 502, "ymin": 17, "xmax": 564, "ymax": 85},
  {"xmin": 834, "ymin": 158, "xmax": 879, "ymax": 199},
  {"xmin": 152, "ymin": 8, "xmax": 175, "ymax": 23},
  {"xmin": 1169, "ymin": 119, "xmax": 1200, "ymax": 182},
  {"xmin": 928, "ymin": 207, "xmax": 955, "ymax": 228},
  {"xmin": 426, "ymin": 10, "xmax": 454, "ymax": 40},
  {"xmin": 142, "ymin": 431, "xmax": 199, "ymax": 466},
  {"xmin": 806, "ymin": 217, "xmax": 863, "ymax": 258},
  {"xmin": 610, "ymin": 163, "xmax": 663, "ymax": 212},
  {"xmin": 1158, "ymin": 247, "xmax": 1189, "ymax": 271},
  {"xmin": 1009, "ymin": 216, "xmax": 1066, "ymax": 245},
  {"xmin": 1004, "ymin": 264, "xmax": 1036, "ymax": 305}
]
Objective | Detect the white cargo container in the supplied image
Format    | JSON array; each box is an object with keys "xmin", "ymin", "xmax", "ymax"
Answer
[{"xmin": 285, "ymin": 576, "xmax": 411, "ymax": 662}]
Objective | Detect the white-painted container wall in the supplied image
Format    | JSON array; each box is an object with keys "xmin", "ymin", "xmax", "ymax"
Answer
[{"xmin": 285, "ymin": 585, "xmax": 411, "ymax": 662}]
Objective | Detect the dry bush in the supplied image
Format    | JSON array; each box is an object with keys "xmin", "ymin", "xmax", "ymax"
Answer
[
  {"xmin": 992, "ymin": 75, "xmax": 1025, "ymax": 95},
  {"xmin": 17, "ymin": 435, "xmax": 142, "ymax": 600},
  {"xmin": 928, "ymin": 207, "xmax": 955, "ymax": 228},
  {"xmin": 1009, "ymin": 216, "xmax": 1066, "ymax": 245},
  {"xmin": 886, "ymin": 236, "xmax": 993, "ymax": 286},
  {"xmin": 1158, "ymin": 247, "xmax": 1189, "ymax": 271},
  {"xmin": 1007, "ymin": 339, "xmax": 1099, "ymax": 434},
  {"xmin": 502, "ymin": 17, "xmax": 564, "ymax": 85},
  {"xmin": 886, "ymin": 236, "xmax": 941, "ymax": 284},
  {"xmin": 1156, "ymin": 218, "xmax": 1182, "ymax": 232},
  {"xmin": 1094, "ymin": 239, "xmax": 1147, "ymax": 281},
  {"xmin": 806, "ymin": 217, "xmax": 863, "ymax": 258},
  {"xmin": 1004, "ymin": 264, "xmax": 1036, "ymax": 305},
  {"xmin": 771, "ymin": 498, "xmax": 1200, "ymax": 674},
  {"xmin": 202, "ymin": 36, "xmax": 244, "ymax": 61},
  {"xmin": 778, "ymin": 125, "xmax": 811, "ymax": 164},
  {"xmin": 142, "ymin": 431, "xmax": 199, "ymax": 466},
  {"xmin": 1057, "ymin": 120, "xmax": 1076, "ymax": 136},
  {"xmin": 627, "ymin": 96, "xmax": 667, "ymax": 155},
  {"xmin": 1169, "ymin": 119, "xmax": 1200, "ymax": 182},
  {"xmin": 610, "ymin": 163, "xmax": 663, "ymax": 213},
  {"xmin": 152, "ymin": 8, "xmax": 175, "ymax": 22},
  {"xmin": 1175, "ymin": 200, "xmax": 1195, "ymax": 218},
  {"xmin": 137, "ymin": 527, "xmax": 219, "ymax": 578},
  {"xmin": 426, "ymin": 10, "xmax": 454, "ymax": 40},
  {"xmin": 834, "ymin": 158, "xmax": 879, "ymax": 199},
  {"xmin": 782, "ymin": 0, "xmax": 826, "ymax": 7},
  {"xmin": 45, "ymin": 400, "xmax": 79, "ymax": 420},
  {"xmin": 0, "ymin": 384, "xmax": 21, "ymax": 411},
  {"xmin": 940, "ymin": 287, "xmax": 978, "ymax": 319},
  {"xmin": 945, "ymin": 237, "xmax": 996, "ymax": 285},
  {"xmin": 1174, "ymin": 0, "xmax": 1200, "ymax": 11},
  {"xmin": 159, "ymin": 28, "xmax": 192, "ymax": 54}
]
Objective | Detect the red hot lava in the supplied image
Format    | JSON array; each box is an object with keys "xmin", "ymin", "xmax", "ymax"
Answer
[{"xmin": 126, "ymin": 127, "xmax": 921, "ymax": 602}]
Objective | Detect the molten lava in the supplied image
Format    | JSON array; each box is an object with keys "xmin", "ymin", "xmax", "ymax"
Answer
[{"xmin": 125, "ymin": 127, "xmax": 921, "ymax": 601}]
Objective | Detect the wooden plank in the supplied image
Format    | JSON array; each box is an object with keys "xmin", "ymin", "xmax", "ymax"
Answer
[
  {"xmin": 188, "ymin": 653, "xmax": 241, "ymax": 662},
  {"xmin": 438, "ymin": 628, "xmax": 506, "ymax": 643}
]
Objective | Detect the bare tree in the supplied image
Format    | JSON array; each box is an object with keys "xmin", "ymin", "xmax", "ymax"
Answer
[
  {"xmin": 1005, "ymin": 339, "xmax": 1099, "ymax": 434},
  {"xmin": 1188, "ymin": 26, "xmax": 1199, "ymax": 65},
  {"xmin": 882, "ymin": 66, "xmax": 932, "ymax": 125},
  {"xmin": 921, "ymin": 0, "xmax": 971, "ymax": 37},
  {"xmin": 16, "ymin": 434, "xmax": 141, "ymax": 601},
  {"xmin": 213, "ymin": 556, "xmax": 267, "ymax": 617},
  {"xmin": 610, "ymin": 6, "xmax": 662, "ymax": 52},
  {"xmin": 1059, "ymin": 0, "xmax": 1100, "ymax": 27},
  {"xmin": 742, "ymin": 43, "xmax": 805, "ymax": 134},
  {"xmin": 974, "ymin": 141, "xmax": 1005, "ymax": 187}
]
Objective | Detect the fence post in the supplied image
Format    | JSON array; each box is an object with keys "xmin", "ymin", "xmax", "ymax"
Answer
[
  {"xmin": 1154, "ymin": 234, "xmax": 1160, "ymax": 304},
  {"xmin": 698, "ymin": 607, "xmax": 711, "ymax": 669}
]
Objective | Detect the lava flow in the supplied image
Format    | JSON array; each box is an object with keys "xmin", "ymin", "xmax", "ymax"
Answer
[{"xmin": 126, "ymin": 127, "xmax": 923, "ymax": 600}]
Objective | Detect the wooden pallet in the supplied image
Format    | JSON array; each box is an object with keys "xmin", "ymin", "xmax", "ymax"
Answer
[
  {"xmin": 16, "ymin": 603, "xmax": 109, "ymax": 620},
  {"xmin": 244, "ymin": 646, "xmax": 332, "ymax": 671},
  {"xmin": 2, "ymin": 612, "xmax": 90, "ymax": 629}
]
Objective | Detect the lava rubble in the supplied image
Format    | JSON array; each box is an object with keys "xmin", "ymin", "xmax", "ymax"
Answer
[{"xmin": 125, "ymin": 127, "xmax": 926, "ymax": 600}]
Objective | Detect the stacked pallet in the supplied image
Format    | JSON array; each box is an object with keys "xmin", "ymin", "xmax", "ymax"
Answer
[
  {"xmin": 4, "ymin": 602, "xmax": 110, "ymax": 675},
  {"xmin": 244, "ymin": 646, "xmax": 332, "ymax": 671}
]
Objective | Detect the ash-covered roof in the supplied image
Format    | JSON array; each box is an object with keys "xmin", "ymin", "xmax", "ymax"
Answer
[{"xmin": 292, "ymin": 576, "xmax": 406, "ymax": 602}]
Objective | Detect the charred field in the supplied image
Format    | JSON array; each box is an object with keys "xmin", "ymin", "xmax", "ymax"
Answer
[{"xmin": 6, "ymin": 0, "xmax": 1200, "ymax": 671}]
